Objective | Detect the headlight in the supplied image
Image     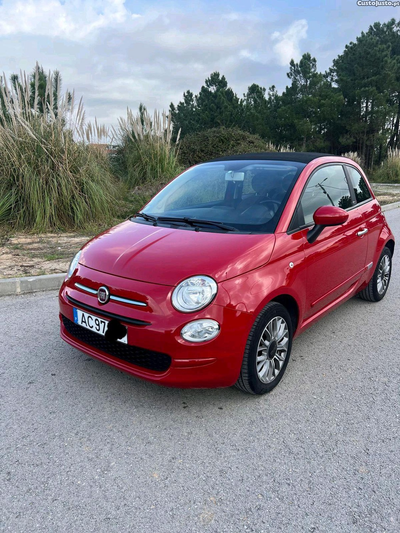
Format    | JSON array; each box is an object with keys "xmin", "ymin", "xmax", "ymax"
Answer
[
  {"xmin": 66, "ymin": 250, "xmax": 81, "ymax": 280},
  {"xmin": 181, "ymin": 319, "xmax": 220, "ymax": 342},
  {"xmin": 172, "ymin": 275, "xmax": 217, "ymax": 313}
]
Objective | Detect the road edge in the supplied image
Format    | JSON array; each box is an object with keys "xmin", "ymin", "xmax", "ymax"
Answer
[
  {"xmin": 1, "ymin": 200, "xmax": 399, "ymax": 298},
  {"xmin": 382, "ymin": 200, "xmax": 400, "ymax": 212},
  {"xmin": 0, "ymin": 273, "xmax": 66, "ymax": 298}
]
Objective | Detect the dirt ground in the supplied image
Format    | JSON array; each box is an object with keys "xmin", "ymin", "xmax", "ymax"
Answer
[
  {"xmin": 1, "ymin": 187, "xmax": 399, "ymax": 279},
  {"xmin": 369, "ymin": 183, "xmax": 400, "ymax": 205},
  {"xmin": 0, "ymin": 233, "xmax": 92, "ymax": 279}
]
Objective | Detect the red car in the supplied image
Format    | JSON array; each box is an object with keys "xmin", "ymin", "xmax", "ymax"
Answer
[{"xmin": 59, "ymin": 153, "xmax": 395, "ymax": 394}]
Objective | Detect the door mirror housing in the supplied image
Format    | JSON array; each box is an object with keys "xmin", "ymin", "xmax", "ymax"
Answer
[
  {"xmin": 307, "ymin": 206, "xmax": 349, "ymax": 244},
  {"xmin": 313, "ymin": 205, "xmax": 349, "ymax": 227}
]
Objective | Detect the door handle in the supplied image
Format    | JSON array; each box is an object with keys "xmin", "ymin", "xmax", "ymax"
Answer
[{"xmin": 357, "ymin": 228, "xmax": 368, "ymax": 237}]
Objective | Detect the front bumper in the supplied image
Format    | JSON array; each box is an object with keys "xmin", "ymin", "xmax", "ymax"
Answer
[{"xmin": 59, "ymin": 265, "xmax": 253, "ymax": 388}]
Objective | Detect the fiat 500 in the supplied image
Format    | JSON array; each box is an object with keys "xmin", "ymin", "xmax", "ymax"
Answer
[{"xmin": 59, "ymin": 152, "xmax": 395, "ymax": 394}]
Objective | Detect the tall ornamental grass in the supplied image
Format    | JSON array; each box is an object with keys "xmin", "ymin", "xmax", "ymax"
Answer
[
  {"xmin": 0, "ymin": 188, "xmax": 13, "ymax": 224},
  {"xmin": 115, "ymin": 107, "xmax": 182, "ymax": 186},
  {"xmin": 0, "ymin": 67, "xmax": 119, "ymax": 231},
  {"xmin": 342, "ymin": 151, "xmax": 362, "ymax": 165},
  {"xmin": 372, "ymin": 148, "xmax": 400, "ymax": 183}
]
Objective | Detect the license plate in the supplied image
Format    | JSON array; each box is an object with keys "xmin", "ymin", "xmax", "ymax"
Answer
[{"xmin": 73, "ymin": 308, "xmax": 128, "ymax": 344}]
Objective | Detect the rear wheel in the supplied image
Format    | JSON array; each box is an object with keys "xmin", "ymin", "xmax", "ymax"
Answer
[
  {"xmin": 235, "ymin": 302, "xmax": 293, "ymax": 395},
  {"xmin": 359, "ymin": 247, "xmax": 392, "ymax": 302}
]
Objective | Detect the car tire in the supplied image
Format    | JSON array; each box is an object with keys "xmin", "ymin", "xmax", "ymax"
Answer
[
  {"xmin": 358, "ymin": 246, "xmax": 392, "ymax": 302},
  {"xmin": 235, "ymin": 302, "xmax": 293, "ymax": 395}
]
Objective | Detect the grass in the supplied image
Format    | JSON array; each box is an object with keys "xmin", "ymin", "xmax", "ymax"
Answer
[
  {"xmin": 44, "ymin": 253, "xmax": 64, "ymax": 261},
  {"xmin": 114, "ymin": 106, "xmax": 182, "ymax": 187},
  {"xmin": 0, "ymin": 189, "xmax": 13, "ymax": 223},
  {"xmin": 0, "ymin": 65, "xmax": 122, "ymax": 232},
  {"xmin": 371, "ymin": 148, "xmax": 400, "ymax": 183},
  {"xmin": 342, "ymin": 151, "xmax": 362, "ymax": 165}
]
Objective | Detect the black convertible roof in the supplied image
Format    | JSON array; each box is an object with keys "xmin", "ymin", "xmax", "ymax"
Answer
[{"xmin": 210, "ymin": 152, "xmax": 335, "ymax": 164}]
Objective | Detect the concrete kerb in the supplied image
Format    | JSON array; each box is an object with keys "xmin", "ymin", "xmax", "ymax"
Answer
[
  {"xmin": 382, "ymin": 200, "xmax": 400, "ymax": 212},
  {"xmin": 0, "ymin": 273, "xmax": 66, "ymax": 298},
  {"xmin": 0, "ymin": 200, "xmax": 399, "ymax": 298}
]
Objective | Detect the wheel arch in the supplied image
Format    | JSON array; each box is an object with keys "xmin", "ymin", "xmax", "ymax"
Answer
[
  {"xmin": 370, "ymin": 226, "xmax": 395, "ymax": 275},
  {"xmin": 385, "ymin": 238, "xmax": 395, "ymax": 257},
  {"xmin": 270, "ymin": 294, "xmax": 300, "ymax": 335}
]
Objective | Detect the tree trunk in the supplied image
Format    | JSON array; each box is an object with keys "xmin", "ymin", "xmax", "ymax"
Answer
[{"xmin": 388, "ymin": 95, "xmax": 400, "ymax": 150}]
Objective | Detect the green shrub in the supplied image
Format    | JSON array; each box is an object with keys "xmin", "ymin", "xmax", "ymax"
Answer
[
  {"xmin": 371, "ymin": 149, "xmax": 400, "ymax": 183},
  {"xmin": 0, "ymin": 67, "xmax": 120, "ymax": 231},
  {"xmin": 114, "ymin": 106, "xmax": 182, "ymax": 187},
  {"xmin": 178, "ymin": 127, "xmax": 274, "ymax": 167}
]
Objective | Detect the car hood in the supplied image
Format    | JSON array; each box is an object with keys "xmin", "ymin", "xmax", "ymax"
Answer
[{"xmin": 79, "ymin": 221, "xmax": 276, "ymax": 286}]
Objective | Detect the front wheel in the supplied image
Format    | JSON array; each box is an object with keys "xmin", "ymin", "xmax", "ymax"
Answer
[
  {"xmin": 235, "ymin": 302, "xmax": 293, "ymax": 395},
  {"xmin": 359, "ymin": 247, "xmax": 392, "ymax": 302}
]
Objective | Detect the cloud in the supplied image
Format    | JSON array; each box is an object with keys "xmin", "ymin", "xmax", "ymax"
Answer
[
  {"xmin": 0, "ymin": 0, "xmax": 395, "ymax": 129},
  {"xmin": 272, "ymin": 19, "xmax": 308, "ymax": 66},
  {"xmin": 0, "ymin": 0, "xmax": 139, "ymax": 40},
  {"xmin": 0, "ymin": 1, "xmax": 311, "ymax": 126}
]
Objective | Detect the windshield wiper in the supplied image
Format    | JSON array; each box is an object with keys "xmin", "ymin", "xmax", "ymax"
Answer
[
  {"xmin": 158, "ymin": 216, "xmax": 237, "ymax": 232},
  {"xmin": 134, "ymin": 212, "xmax": 158, "ymax": 224},
  {"xmin": 134, "ymin": 213, "xmax": 236, "ymax": 232}
]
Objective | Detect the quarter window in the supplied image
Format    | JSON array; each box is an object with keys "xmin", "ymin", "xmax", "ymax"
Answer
[
  {"xmin": 300, "ymin": 165, "xmax": 352, "ymax": 225},
  {"xmin": 347, "ymin": 166, "xmax": 372, "ymax": 203}
]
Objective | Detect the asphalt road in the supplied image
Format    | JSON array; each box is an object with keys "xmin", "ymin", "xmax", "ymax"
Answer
[{"xmin": 1, "ymin": 209, "xmax": 399, "ymax": 533}]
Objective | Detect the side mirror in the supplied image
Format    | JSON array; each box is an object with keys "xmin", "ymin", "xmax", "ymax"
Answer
[{"xmin": 307, "ymin": 206, "xmax": 349, "ymax": 244}]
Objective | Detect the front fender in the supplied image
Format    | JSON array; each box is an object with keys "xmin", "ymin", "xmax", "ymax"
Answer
[
  {"xmin": 371, "ymin": 224, "xmax": 395, "ymax": 270},
  {"xmin": 218, "ymin": 232, "xmax": 307, "ymax": 335}
]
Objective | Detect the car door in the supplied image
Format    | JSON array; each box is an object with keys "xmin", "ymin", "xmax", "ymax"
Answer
[
  {"xmin": 345, "ymin": 164, "xmax": 382, "ymax": 269},
  {"xmin": 292, "ymin": 164, "xmax": 368, "ymax": 319}
]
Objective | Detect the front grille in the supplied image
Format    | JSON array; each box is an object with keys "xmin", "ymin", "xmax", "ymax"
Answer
[{"xmin": 62, "ymin": 315, "xmax": 171, "ymax": 372}]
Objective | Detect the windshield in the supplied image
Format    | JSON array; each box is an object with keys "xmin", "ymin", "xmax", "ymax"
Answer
[{"xmin": 135, "ymin": 160, "xmax": 305, "ymax": 233}]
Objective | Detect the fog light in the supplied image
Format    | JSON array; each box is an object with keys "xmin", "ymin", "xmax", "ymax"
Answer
[{"xmin": 181, "ymin": 319, "xmax": 220, "ymax": 343}]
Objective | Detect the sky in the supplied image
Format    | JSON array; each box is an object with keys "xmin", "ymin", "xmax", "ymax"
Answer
[{"xmin": 0, "ymin": 0, "xmax": 399, "ymax": 127}]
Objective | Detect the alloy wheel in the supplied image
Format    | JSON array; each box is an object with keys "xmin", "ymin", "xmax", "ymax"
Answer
[
  {"xmin": 256, "ymin": 316, "xmax": 289, "ymax": 384},
  {"xmin": 377, "ymin": 254, "xmax": 391, "ymax": 295}
]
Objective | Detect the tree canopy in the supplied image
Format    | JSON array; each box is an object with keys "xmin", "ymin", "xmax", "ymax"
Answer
[{"xmin": 170, "ymin": 19, "xmax": 400, "ymax": 169}]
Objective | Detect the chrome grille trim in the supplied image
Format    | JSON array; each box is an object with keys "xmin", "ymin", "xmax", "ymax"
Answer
[
  {"xmin": 74, "ymin": 282, "xmax": 147, "ymax": 307},
  {"xmin": 75, "ymin": 282, "xmax": 97, "ymax": 295},
  {"xmin": 110, "ymin": 295, "xmax": 147, "ymax": 307}
]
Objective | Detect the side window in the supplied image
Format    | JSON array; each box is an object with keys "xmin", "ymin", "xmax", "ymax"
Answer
[
  {"xmin": 347, "ymin": 166, "xmax": 372, "ymax": 204},
  {"xmin": 300, "ymin": 165, "xmax": 352, "ymax": 225}
]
